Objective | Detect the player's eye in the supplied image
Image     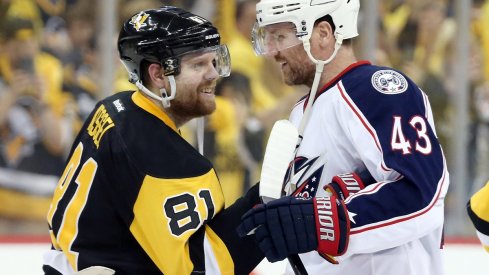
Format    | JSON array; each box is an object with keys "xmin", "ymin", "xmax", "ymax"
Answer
[
  {"xmin": 192, "ymin": 61, "xmax": 205, "ymax": 69},
  {"xmin": 275, "ymin": 34, "xmax": 286, "ymax": 42}
]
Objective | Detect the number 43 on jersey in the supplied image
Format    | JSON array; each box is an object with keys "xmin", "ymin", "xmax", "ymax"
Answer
[{"xmin": 391, "ymin": 116, "xmax": 432, "ymax": 155}]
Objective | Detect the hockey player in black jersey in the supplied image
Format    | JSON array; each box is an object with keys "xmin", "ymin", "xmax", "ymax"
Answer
[{"xmin": 42, "ymin": 6, "xmax": 264, "ymax": 275}]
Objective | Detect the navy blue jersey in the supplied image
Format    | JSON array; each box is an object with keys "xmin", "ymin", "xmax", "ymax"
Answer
[{"xmin": 287, "ymin": 61, "xmax": 448, "ymax": 275}]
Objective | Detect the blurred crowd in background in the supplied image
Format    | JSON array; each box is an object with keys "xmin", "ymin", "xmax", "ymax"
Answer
[{"xmin": 0, "ymin": 0, "xmax": 488, "ymax": 237}]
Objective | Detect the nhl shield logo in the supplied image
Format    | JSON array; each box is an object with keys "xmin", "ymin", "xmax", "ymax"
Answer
[{"xmin": 371, "ymin": 70, "xmax": 408, "ymax": 94}]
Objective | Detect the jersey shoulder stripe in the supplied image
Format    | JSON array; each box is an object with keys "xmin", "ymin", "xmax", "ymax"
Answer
[{"xmin": 87, "ymin": 91, "xmax": 214, "ymax": 179}]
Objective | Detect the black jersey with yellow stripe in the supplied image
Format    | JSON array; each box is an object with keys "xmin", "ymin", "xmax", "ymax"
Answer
[
  {"xmin": 467, "ymin": 181, "xmax": 489, "ymax": 253},
  {"xmin": 44, "ymin": 91, "xmax": 263, "ymax": 274}
]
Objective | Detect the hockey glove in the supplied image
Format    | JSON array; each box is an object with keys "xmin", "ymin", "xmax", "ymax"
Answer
[
  {"xmin": 325, "ymin": 171, "xmax": 374, "ymax": 200},
  {"xmin": 237, "ymin": 194, "xmax": 350, "ymax": 263}
]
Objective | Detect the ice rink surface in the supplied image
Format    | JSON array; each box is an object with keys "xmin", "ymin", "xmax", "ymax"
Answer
[{"xmin": 0, "ymin": 241, "xmax": 487, "ymax": 274}]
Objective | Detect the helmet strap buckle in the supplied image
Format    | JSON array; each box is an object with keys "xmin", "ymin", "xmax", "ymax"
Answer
[{"xmin": 160, "ymin": 75, "xmax": 176, "ymax": 108}]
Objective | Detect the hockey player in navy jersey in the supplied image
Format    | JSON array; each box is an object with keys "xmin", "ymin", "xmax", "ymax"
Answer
[{"xmin": 237, "ymin": 0, "xmax": 449, "ymax": 274}]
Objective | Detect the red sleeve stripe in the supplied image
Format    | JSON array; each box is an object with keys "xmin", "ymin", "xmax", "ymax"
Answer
[
  {"xmin": 337, "ymin": 82, "xmax": 391, "ymax": 172},
  {"xmin": 349, "ymin": 155, "xmax": 448, "ymax": 234},
  {"xmin": 344, "ymin": 181, "xmax": 390, "ymax": 204}
]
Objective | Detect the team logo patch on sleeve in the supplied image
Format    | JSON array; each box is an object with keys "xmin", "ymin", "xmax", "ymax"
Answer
[{"xmin": 371, "ymin": 70, "xmax": 408, "ymax": 94}]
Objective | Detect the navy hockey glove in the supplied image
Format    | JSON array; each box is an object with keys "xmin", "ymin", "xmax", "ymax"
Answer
[
  {"xmin": 325, "ymin": 171, "xmax": 375, "ymax": 200},
  {"xmin": 237, "ymin": 195, "xmax": 350, "ymax": 263}
]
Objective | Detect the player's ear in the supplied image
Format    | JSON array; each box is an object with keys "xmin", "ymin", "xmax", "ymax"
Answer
[
  {"xmin": 315, "ymin": 21, "xmax": 334, "ymax": 47},
  {"xmin": 148, "ymin": 63, "xmax": 167, "ymax": 89}
]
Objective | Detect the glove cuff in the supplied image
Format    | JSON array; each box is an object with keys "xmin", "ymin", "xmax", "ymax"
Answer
[
  {"xmin": 328, "ymin": 173, "xmax": 366, "ymax": 200},
  {"xmin": 313, "ymin": 196, "xmax": 350, "ymax": 256}
]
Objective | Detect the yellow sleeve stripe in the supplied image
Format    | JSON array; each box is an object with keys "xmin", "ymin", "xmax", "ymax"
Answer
[
  {"xmin": 205, "ymin": 226, "xmax": 234, "ymax": 274},
  {"xmin": 470, "ymin": 182, "xmax": 489, "ymax": 221},
  {"xmin": 49, "ymin": 230, "xmax": 61, "ymax": 250}
]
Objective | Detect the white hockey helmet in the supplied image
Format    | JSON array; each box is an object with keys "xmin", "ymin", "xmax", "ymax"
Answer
[{"xmin": 253, "ymin": 0, "xmax": 360, "ymax": 55}]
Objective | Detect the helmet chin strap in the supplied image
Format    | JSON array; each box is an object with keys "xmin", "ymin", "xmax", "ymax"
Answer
[
  {"xmin": 285, "ymin": 34, "xmax": 343, "ymax": 195},
  {"xmin": 298, "ymin": 33, "xmax": 343, "ymax": 136},
  {"xmin": 196, "ymin": 117, "xmax": 204, "ymax": 155},
  {"xmin": 135, "ymin": 75, "xmax": 177, "ymax": 108}
]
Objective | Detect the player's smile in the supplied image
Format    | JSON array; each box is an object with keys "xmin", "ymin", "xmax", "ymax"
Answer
[{"xmin": 199, "ymin": 86, "xmax": 215, "ymax": 97}]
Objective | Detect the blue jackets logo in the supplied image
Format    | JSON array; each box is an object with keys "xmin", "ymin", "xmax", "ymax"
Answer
[{"xmin": 371, "ymin": 70, "xmax": 408, "ymax": 94}]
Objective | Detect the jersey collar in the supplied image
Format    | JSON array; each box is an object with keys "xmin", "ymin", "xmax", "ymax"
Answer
[
  {"xmin": 302, "ymin": 60, "xmax": 371, "ymax": 110},
  {"xmin": 132, "ymin": 91, "xmax": 179, "ymax": 133}
]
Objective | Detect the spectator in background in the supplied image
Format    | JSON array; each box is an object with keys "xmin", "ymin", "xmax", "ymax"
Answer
[
  {"xmin": 472, "ymin": 0, "xmax": 489, "ymax": 81},
  {"xmin": 3, "ymin": 0, "xmax": 44, "ymax": 31},
  {"xmin": 470, "ymin": 1, "xmax": 489, "ymax": 185},
  {"xmin": 469, "ymin": 36, "xmax": 489, "ymax": 193},
  {"xmin": 0, "ymin": 17, "xmax": 67, "ymax": 229},
  {"xmin": 41, "ymin": 0, "xmax": 98, "ymax": 131},
  {"xmin": 205, "ymin": 72, "xmax": 264, "ymax": 204},
  {"xmin": 35, "ymin": 0, "xmax": 79, "ymax": 23},
  {"xmin": 381, "ymin": 0, "xmax": 420, "ymax": 67},
  {"xmin": 378, "ymin": 1, "xmax": 422, "ymax": 65},
  {"xmin": 115, "ymin": 0, "xmax": 160, "ymax": 93},
  {"xmin": 4, "ymin": 0, "xmax": 79, "ymax": 27},
  {"xmin": 62, "ymin": 1, "xmax": 98, "ymax": 121}
]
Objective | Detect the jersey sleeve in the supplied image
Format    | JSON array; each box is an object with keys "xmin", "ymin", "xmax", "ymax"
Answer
[
  {"xmin": 467, "ymin": 181, "xmax": 489, "ymax": 252},
  {"xmin": 334, "ymin": 70, "xmax": 449, "ymax": 257}
]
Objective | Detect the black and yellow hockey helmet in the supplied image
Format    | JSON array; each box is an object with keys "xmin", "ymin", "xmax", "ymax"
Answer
[{"xmin": 118, "ymin": 6, "xmax": 223, "ymax": 83}]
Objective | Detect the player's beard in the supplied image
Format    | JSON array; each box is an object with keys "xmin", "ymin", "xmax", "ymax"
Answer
[
  {"xmin": 276, "ymin": 48, "xmax": 315, "ymax": 87},
  {"xmin": 169, "ymin": 81, "xmax": 216, "ymax": 120}
]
